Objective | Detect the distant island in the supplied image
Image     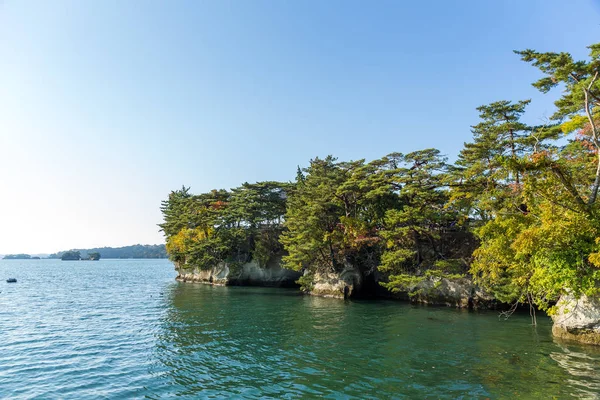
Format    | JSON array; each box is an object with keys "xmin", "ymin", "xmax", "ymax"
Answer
[
  {"xmin": 3, "ymin": 254, "xmax": 41, "ymax": 260},
  {"xmin": 61, "ymin": 251, "xmax": 82, "ymax": 261},
  {"xmin": 60, "ymin": 251, "xmax": 101, "ymax": 261},
  {"xmin": 1, "ymin": 244, "xmax": 167, "ymax": 260},
  {"xmin": 49, "ymin": 244, "xmax": 167, "ymax": 260}
]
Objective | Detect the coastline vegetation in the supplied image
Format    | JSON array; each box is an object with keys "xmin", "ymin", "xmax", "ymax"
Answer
[
  {"xmin": 49, "ymin": 244, "xmax": 167, "ymax": 260},
  {"xmin": 61, "ymin": 251, "xmax": 82, "ymax": 261},
  {"xmin": 160, "ymin": 43, "xmax": 600, "ymax": 313},
  {"xmin": 2, "ymin": 254, "xmax": 40, "ymax": 260},
  {"xmin": 2, "ymin": 245, "xmax": 166, "ymax": 260}
]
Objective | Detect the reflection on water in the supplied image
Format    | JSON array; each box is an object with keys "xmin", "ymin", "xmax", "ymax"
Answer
[
  {"xmin": 1, "ymin": 260, "xmax": 600, "ymax": 399},
  {"xmin": 550, "ymin": 344, "xmax": 600, "ymax": 398},
  {"xmin": 156, "ymin": 282, "xmax": 600, "ymax": 399}
]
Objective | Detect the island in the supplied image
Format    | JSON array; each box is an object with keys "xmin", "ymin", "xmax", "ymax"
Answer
[
  {"xmin": 3, "ymin": 254, "xmax": 34, "ymax": 260},
  {"xmin": 2, "ymin": 254, "xmax": 41, "ymax": 260},
  {"xmin": 59, "ymin": 251, "xmax": 100, "ymax": 261},
  {"xmin": 49, "ymin": 244, "xmax": 166, "ymax": 260},
  {"xmin": 160, "ymin": 42, "xmax": 600, "ymax": 346},
  {"xmin": 61, "ymin": 251, "xmax": 81, "ymax": 261}
]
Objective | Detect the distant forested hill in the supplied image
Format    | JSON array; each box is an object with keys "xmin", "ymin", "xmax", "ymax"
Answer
[
  {"xmin": 49, "ymin": 244, "xmax": 167, "ymax": 259},
  {"xmin": 2, "ymin": 254, "xmax": 40, "ymax": 260}
]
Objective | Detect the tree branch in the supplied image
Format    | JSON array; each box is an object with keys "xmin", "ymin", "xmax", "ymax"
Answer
[
  {"xmin": 550, "ymin": 163, "xmax": 590, "ymax": 214},
  {"xmin": 584, "ymin": 71, "xmax": 600, "ymax": 205}
]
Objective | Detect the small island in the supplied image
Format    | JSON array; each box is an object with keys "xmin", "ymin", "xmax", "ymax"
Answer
[
  {"xmin": 84, "ymin": 252, "xmax": 101, "ymax": 261},
  {"xmin": 61, "ymin": 251, "xmax": 81, "ymax": 261},
  {"xmin": 60, "ymin": 251, "xmax": 101, "ymax": 261}
]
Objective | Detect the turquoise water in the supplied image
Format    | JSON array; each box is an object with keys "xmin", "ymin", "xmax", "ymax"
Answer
[{"xmin": 1, "ymin": 259, "xmax": 600, "ymax": 399}]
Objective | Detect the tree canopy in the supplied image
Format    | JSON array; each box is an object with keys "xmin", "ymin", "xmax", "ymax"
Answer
[
  {"xmin": 49, "ymin": 245, "xmax": 166, "ymax": 259},
  {"xmin": 161, "ymin": 42, "xmax": 600, "ymax": 310}
]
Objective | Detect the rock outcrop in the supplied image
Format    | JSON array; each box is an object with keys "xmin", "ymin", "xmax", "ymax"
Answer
[
  {"xmin": 552, "ymin": 294, "xmax": 600, "ymax": 345},
  {"xmin": 175, "ymin": 256, "xmax": 495, "ymax": 309},
  {"xmin": 310, "ymin": 263, "xmax": 363, "ymax": 299},
  {"xmin": 175, "ymin": 258, "xmax": 302, "ymax": 288},
  {"xmin": 390, "ymin": 276, "xmax": 495, "ymax": 309}
]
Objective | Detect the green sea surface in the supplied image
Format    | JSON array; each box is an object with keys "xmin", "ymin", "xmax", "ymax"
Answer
[{"xmin": 1, "ymin": 259, "xmax": 599, "ymax": 399}]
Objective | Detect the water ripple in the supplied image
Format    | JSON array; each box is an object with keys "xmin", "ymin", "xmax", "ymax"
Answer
[{"xmin": 1, "ymin": 259, "xmax": 600, "ymax": 398}]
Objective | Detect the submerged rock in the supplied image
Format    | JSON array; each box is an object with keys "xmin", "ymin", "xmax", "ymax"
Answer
[
  {"xmin": 175, "ymin": 258, "xmax": 301, "ymax": 288},
  {"xmin": 552, "ymin": 294, "xmax": 600, "ymax": 345}
]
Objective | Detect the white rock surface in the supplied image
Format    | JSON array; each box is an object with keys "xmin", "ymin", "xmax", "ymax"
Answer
[
  {"xmin": 175, "ymin": 259, "xmax": 301, "ymax": 287},
  {"xmin": 552, "ymin": 294, "xmax": 600, "ymax": 345},
  {"xmin": 311, "ymin": 263, "xmax": 362, "ymax": 299},
  {"xmin": 409, "ymin": 276, "xmax": 492, "ymax": 308}
]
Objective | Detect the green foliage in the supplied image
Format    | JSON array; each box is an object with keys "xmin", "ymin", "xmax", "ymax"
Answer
[
  {"xmin": 159, "ymin": 43, "xmax": 600, "ymax": 310},
  {"xmin": 3, "ymin": 254, "xmax": 32, "ymax": 260},
  {"xmin": 515, "ymin": 45, "xmax": 600, "ymax": 120},
  {"xmin": 449, "ymin": 99, "xmax": 538, "ymax": 222},
  {"xmin": 61, "ymin": 251, "xmax": 81, "ymax": 261},
  {"xmin": 162, "ymin": 154, "xmax": 473, "ymax": 293},
  {"xmin": 50, "ymin": 245, "xmax": 166, "ymax": 259},
  {"xmin": 253, "ymin": 227, "xmax": 283, "ymax": 267},
  {"xmin": 432, "ymin": 259, "xmax": 467, "ymax": 276},
  {"xmin": 281, "ymin": 156, "xmax": 370, "ymax": 272},
  {"xmin": 469, "ymin": 42, "xmax": 600, "ymax": 310},
  {"xmin": 376, "ymin": 149, "xmax": 472, "ymax": 292},
  {"xmin": 296, "ymin": 273, "xmax": 315, "ymax": 292},
  {"xmin": 160, "ymin": 181, "xmax": 290, "ymax": 270},
  {"xmin": 279, "ymin": 150, "xmax": 472, "ymax": 292},
  {"xmin": 159, "ymin": 186, "xmax": 193, "ymax": 238},
  {"xmin": 381, "ymin": 273, "xmax": 425, "ymax": 294}
]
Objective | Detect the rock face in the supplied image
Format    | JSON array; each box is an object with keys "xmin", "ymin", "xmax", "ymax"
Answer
[
  {"xmin": 552, "ymin": 294, "xmax": 600, "ymax": 345},
  {"xmin": 391, "ymin": 276, "xmax": 495, "ymax": 309},
  {"xmin": 175, "ymin": 258, "xmax": 302, "ymax": 288},
  {"xmin": 174, "ymin": 256, "xmax": 494, "ymax": 308},
  {"xmin": 310, "ymin": 263, "xmax": 363, "ymax": 299}
]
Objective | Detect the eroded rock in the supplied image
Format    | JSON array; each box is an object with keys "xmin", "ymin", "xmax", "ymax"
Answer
[
  {"xmin": 552, "ymin": 294, "xmax": 600, "ymax": 345},
  {"xmin": 310, "ymin": 263, "xmax": 362, "ymax": 299},
  {"xmin": 393, "ymin": 276, "xmax": 495, "ymax": 309},
  {"xmin": 175, "ymin": 258, "xmax": 301, "ymax": 288}
]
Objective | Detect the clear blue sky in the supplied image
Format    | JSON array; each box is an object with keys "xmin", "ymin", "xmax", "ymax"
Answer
[{"xmin": 1, "ymin": 0, "xmax": 599, "ymax": 254}]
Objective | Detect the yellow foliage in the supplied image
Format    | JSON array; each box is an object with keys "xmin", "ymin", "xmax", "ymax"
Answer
[
  {"xmin": 560, "ymin": 115, "xmax": 587, "ymax": 134},
  {"xmin": 588, "ymin": 252, "xmax": 600, "ymax": 268},
  {"xmin": 166, "ymin": 227, "xmax": 213, "ymax": 255},
  {"xmin": 589, "ymin": 239, "xmax": 600, "ymax": 267}
]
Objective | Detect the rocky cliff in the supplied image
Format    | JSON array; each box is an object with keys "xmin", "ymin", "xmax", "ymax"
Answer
[
  {"xmin": 303, "ymin": 263, "xmax": 493, "ymax": 308},
  {"xmin": 175, "ymin": 258, "xmax": 302, "ymax": 288},
  {"xmin": 388, "ymin": 276, "xmax": 496, "ymax": 309},
  {"xmin": 309, "ymin": 263, "xmax": 363, "ymax": 299},
  {"xmin": 552, "ymin": 294, "xmax": 600, "ymax": 345}
]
